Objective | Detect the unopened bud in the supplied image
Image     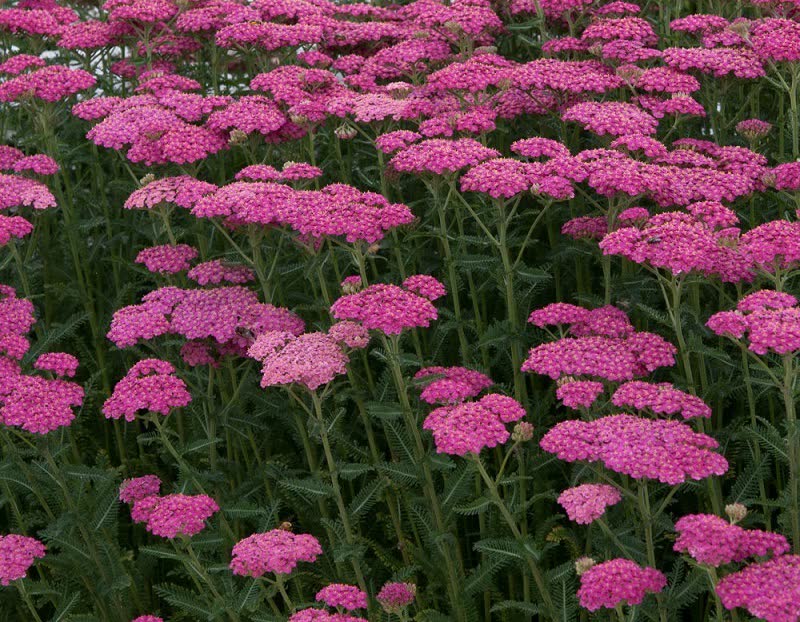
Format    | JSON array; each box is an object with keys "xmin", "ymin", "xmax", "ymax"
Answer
[
  {"xmin": 139, "ymin": 173, "xmax": 155, "ymax": 186},
  {"xmin": 228, "ymin": 129, "xmax": 248, "ymax": 145},
  {"xmin": 575, "ymin": 556, "xmax": 596, "ymax": 576},
  {"xmin": 335, "ymin": 124, "xmax": 357, "ymax": 140},
  {"xmin": 511, "ymin": 421, "xmax": 534, "ymax": 442},
  {"xmin": 725, "ymin": 503, "xmax": 748, "ymax": 524}
]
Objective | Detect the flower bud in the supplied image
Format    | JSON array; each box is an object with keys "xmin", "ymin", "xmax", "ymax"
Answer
[
  {"xmin": 725, "ymin": 503, "xmax": 748, "ymax": 524},
  {"xmin": 511, "ymin": 421, "xmax": 534, "ymax": 442},
  {"xmin": 575, "ymin": 556, "xmax": 596, "ymax": 576}
]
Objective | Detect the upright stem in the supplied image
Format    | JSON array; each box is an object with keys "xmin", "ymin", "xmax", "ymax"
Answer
[
  {"xmin": 310, "ymin": 391, "xmax": 368, "ymax": 593},
  {"xmin": 472, "ymin": 456, "xmax": 555, "ymax": 620},
  {"xmin": 382, "ymin": 335, "xmax": 466, "ymax": 622},
  {"xmin": 782, "ymin": 354, "xmax": 800, "ymax": 552}
]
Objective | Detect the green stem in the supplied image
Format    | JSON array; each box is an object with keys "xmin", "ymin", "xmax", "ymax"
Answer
[{"xmin": 472, "ymin": 455, "xmax": 556, "ymax": 620}]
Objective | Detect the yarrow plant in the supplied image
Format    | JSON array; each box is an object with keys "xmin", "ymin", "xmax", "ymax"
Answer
[{"xmin": 3, "ymin": 0, "xmax": 800, "ymax": 620}]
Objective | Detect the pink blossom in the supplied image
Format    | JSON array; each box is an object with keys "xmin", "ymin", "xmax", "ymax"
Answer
[
  {"xmin": 716, "ymin": 555, "xmax": 800, "ymax": 621},
  {"xmin": 119, "ymin": 475, "xmax": 162, "ymax": 504},
  {"xmin": 377, "ymin": 582, "xmax": 416, "ymax": 613},
  {"xmin": 316, "ymin": 584, "xmax": 368, "ymax": 610},
  {"xmin": 541, "ymin": 414, "xmax": 728, "ymax": 484},
  {"xmin": 187, "ymin": 260, "xmax": 255, "ymax": 286},
  {"xmin": 131, "ymin": 493, "xmax": 219, "ymax": 538},
  {"xmin": 612, "ymin": 381, "xmax": 712, "ymax": 419},
  {"xmin": 578, "ymin": 559, "xmax": 666, "ymax": 611},
  {"xmin": 556, "ymin": 380, "xmax": 605, "ymax": 409},
  {"xmin": 135, "ymin": 244, "xmax": 198, "ymax": 274},
  {"xmin": 0, "ymin": 534, "xmax": 46, "ymax": 585},
  {"xmin": 230, "ymin": 529, "xmax": 322, "ymax": 577},
  {"xmin": 103, "ymin": 359, "xmax": 191, "ymax": 422},
  {"xmin": 33, "ymin": 352, "xmax": 78, "ymax": 377},
  {"xmin": 674, "ymin": 514, "xmax": 789, "ymax": 566},
  {"xmin": 557, "ymin": 484, "xmax": 622, "ymax": 524},
  {"xmin": 415, "ymin": 366, "xmax": 493, "ymax": 404},
  {"xmin": 423, "ymin": 394, "xmax": 527, "ymax": 456}
]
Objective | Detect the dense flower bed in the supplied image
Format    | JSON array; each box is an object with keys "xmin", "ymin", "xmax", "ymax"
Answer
[{"xmin": 1, "ymin": 0, "xmax": 800, "ymax": 620}]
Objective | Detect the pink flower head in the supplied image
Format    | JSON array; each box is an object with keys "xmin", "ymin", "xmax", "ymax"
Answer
[
  {"xmin": 389, "ymin": 138, "xmax": 500, "ymax": 176},
  {"xmin": 716, "ymin": 555, "xmax": 800, "ymax": 621},
  {"xmin": 528, "ymin": 303, "xmax": 590, "ymax": 329},
  {"xmin": 522, "ymin": 332, "xmax": 676, "ymax": 382},
  {"xmin": 131, "ymin": 493, "xmax": 218, "ymax": 538},
  {"xmin": 132, "ymin": 616, "xmax": 164, "ymax": 622},
  {"xmin": 135, "ymin": 244, "xmax": 198, "ymax": 274},
  {"xmin": 0, "ymin": 54, "xmax": 45, "ymax": 76},
  {"xmin": 0, "ymin": 372, "xmax": 84, "ymax": 434},
  {"xmin": 540, "ymin": 414, "xmax": 728, "ymax": 484},
  {"xmin": 562, "ymin": 216, "xmax": 607, "ymax": 240},
  {"xmin": 739, "ymin": 220, "xmax": 800, "ymax": 274},
  {"xmin": 248, "ymin": 331, "xmax": 349, "ymax": 391},
  {"xmin": 124, "ymin": 176, "xmax": 217, "ymax": 211},
  {"xmin": 0, "ymin": 534, "xmax": 46, "ymax": 585},
  {"xmin": 33, "ymin": 352, "xmax": 78, "ymax": 377},
  {"xmin": 375, "ymin": 131, "xmax": 422, "ymax": 154},
  {"xmin": 707, "ymin": 292, "xmax": 800, "ymax": 355},
  {"xmin": 511, "ymin": 137, "xmax": 571, "ymax": 160},
  {"xmin": 415, "ymin": 366, "xmax": 493, "ymax": 404},
  {"xmin": 331, "ymin": 280, "xmax": 441, "ymax": 335},
  {"xmin": 327, "ymin": 321, "xmax": 370, "ymax": 350},
  {"xmin": 423, "ymin": 393, "xmax": 527, "ymax": 456},
  {"xmin": 316, "ymin": 584, "xmax": 368, "ymax": 610},
  {"xmin": 103, "ymin": 359, "xmax": 191, "ymax": 422},
  {"xmin": 557, "ymin": 484, "xmax": 622, "ymax": 524},
  {"xmin": 600, "ymin": 211, "xmax": 750, "ymax": 283},
  {"xmin": 0, "ymin": 173, "xmax": 57, "ymax": 211},
  {"xmin": 674, "ymin": 514, "xmax": 789, "ymax": 566},
  {"xmin": 119, "ymin": 475, "xmax": 162, "ymax": 504},
  {"xmin": 402, "ymin": 275, "xmax": 445, "ymax": 301},
  {"xmin": 13, "ymin": 154, "xmax": 59, "ymax": 176},
  {"xmin": 187, "ymin": 260, "xmax": 255, "ymax": 286},
  {"xmin": 377, "ymin": 582, "xmax": 415, "ymax": 613},
  {"xmin": 0, "ymin": 65, "xmax": 96, "ymax": 103},
  {"xmin": 556, "ymin": 379, "xmax": 604, "ymax": 410},
  {"xmin": 577, "ymin": 559, "xmax": 666, "ymax": 611},
  {"xmin": 612, "ymin": 381, "xmax": 711, "ymax": 419},
  {"xmin": 230, "ymin": 529, "xmax": 322, "ymax": 577},
  {"xmin": 562, "ymin": 102, "xmax": 658, "ymax": 137},
  {"xmin": 737, "ymin": 119, "xmax": 772, "ymax": 141}
]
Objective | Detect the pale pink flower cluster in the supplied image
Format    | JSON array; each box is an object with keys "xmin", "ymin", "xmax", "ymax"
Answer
[
  {"xmin": 423, "ymin": 393, "xmax": 527, "ymax": 455},
  {"xmin": 248, "ymin": 331, "xmax": 349, "ymax": 391},
  {"xmin": 557, "ymin": 484, "xmax": 622, "ymax": 524},
  {"xmin": 107, "ymin": 286, "xmax": 304, "ymax": 356},
  {"xmin": 577, "ymin": 559, "xmax": 666, "ymax": 611},
  {"xmin": 674, "ymin": 514, "xmax": 789, "ymax": 566},
  {"xmin": 376, "ymin": 582, "xmax": 416, "ymax": 613},
  {"xmin": 230, "ymin": 529, "xmax": 322, "ymax": 576},
  {"xmin": 187, "ymin": 260, "xmax": 255, "ymax": 286}
]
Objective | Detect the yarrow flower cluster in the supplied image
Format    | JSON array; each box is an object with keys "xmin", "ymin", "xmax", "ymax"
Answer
[
  {"xmin": 130, "ymin": 493, "xmax": 219, "ymax": 538},
  {"xmin": 423, "ymin": 393, "xmax": 527, "ymax": 455},
  {"xmin": 103, "ymin": 359, "xmax": 191, "ymax": 421},
  {"xmin": 331, "ymin": 277, "xmax": 444, "ymax": 335},
  {"xmin": 316, "ymin": 584, "xmax": 368, "ymax": 610},
  {"xmin": 716, "ymin": 555, "xmax": 800, "ymax": 621},
  {"xmin": 230, "ymin": 529, "xmax": 322, "ymax": 577},
  {"xmin": 557, "ymin": 484, "xmax": 622, "ymax": 524},
  {"xmin": 707, "ymin": 290, "xmax": 800, "ymax": 355},
  {"xmin": 376, "ymin": 582, "xmax": 416, "ymax": 613},
  {"xmin": 414, "ymin": 366, "xmax": 493, "ymax": 404},
  {"xmin": 673, "ymin": 513, "xmax": 789, "ymax": 566},
  {"xmin": 0, "ymin": 534, "xmax": 46, "ymax": 585},
  {"xmin": 540, "ymin": 414, "xmax": 729, "ymax": 484},
  {"xmin": 577, "ymin": 558, "xmax": 666, "ymax": 611},
  {"xmin": 247, "ymin": 331, "xmax": 350, "ymax": 391}
]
